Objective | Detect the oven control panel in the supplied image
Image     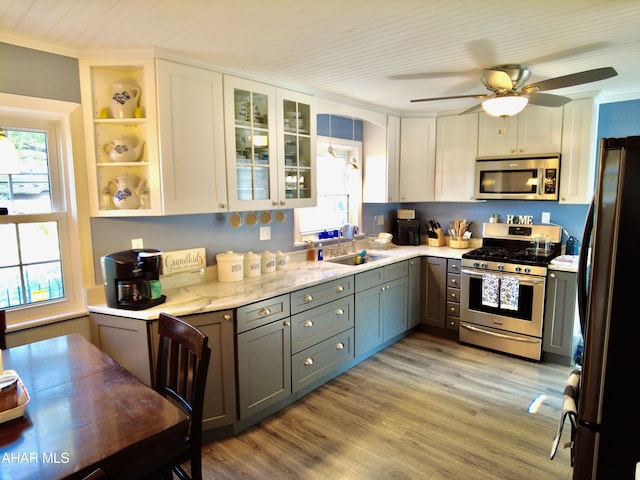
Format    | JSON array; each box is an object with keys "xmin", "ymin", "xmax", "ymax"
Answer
[
  {"xmin": 508, "ymin": 226, "xmax": 532, "ymax": 237},
  {"xmin": 461, "ymin": 258, "xmax": 547, "ymax": 277}
]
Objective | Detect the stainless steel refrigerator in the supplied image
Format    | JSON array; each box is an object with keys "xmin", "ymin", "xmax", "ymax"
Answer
[{"xmin": 574, "ymin": 136, "xmax": 640, "ymax": 478}]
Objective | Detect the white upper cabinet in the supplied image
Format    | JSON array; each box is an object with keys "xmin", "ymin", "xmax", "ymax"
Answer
[
  {"xmin": 398, "ymin": 117, "xmax": 436, "ymax": 202},
  {"xmin": 435, "ymin": 114, "xmax": 479, "ymax": 202},
  {"xmin": 559, "ymin": 97, "xmax": 598, "ymax": 204},
  {"xmin": 362, "ymin": 115, "xmax": 400, "ymax": 203},
  {"xmin": 80, "ymin": 57, "xmax": 229, "ymax": 216},
  {"xmin": 156, "ymin": 60, "xmax": 227, "ymax": 214},
  {"xmin": 477, "ymin": 106, "xmax": 563, "ymax": 157},
  {"xmin": 224, "ymin": 76, "xmax": 316, "ymax": 211}
]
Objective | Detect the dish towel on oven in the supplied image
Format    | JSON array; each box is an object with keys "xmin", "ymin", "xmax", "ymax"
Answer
[
  {"xmin": 481, "ymin": 273, "xmax": 500, "ymax": 307},
  {"xmin": 499, "ymin": 275, "xmax": 520, "ymax": 310}
]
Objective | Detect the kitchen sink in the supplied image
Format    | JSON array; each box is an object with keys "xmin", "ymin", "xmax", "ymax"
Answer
[{"xmin": 325, "ymin": 253, "xmax": 387, "ymax": 266}]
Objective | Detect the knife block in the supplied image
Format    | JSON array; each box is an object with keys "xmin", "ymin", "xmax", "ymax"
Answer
[{"xmin": 428, "ymin": 228, "xmax": 446, "ymax": 247}]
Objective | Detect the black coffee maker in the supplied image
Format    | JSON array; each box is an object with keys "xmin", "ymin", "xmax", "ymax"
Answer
[{"xmin": 102, "ymin": 249, "xmax": 166, "ymax": 310}]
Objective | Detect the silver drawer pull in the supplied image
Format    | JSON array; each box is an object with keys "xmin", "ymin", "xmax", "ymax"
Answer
[
  {"xmin": 335, "ymin": 285, "xmax": 344, "ymax": 292},
  {"xmin": 303, "ymin": 320, "xmax": 314, "ymax": 328},
  {"xmin": 451, "ymin": 279, "xmax": 457, "ymax": 285},
  {"xmin": 223, "ymin": 314, "xmax": 232, "ymax": 321},
  {"xmin": 450, "ymin": 293, "xmax": 456, "ymax": 299},
  {"xmin": 283, "ymin": 320, "xmax": 290, "ymax": 327},
  {"xmin": 303, "ymin": 294, "xmax": 314, "ymax": 302},
  {"xmin": 258, "ymin": 307, "xmax": 271, "ymax": 316},
  {"xmin": 450, "ymin": 307, "xmax": 456, "ymax": 312},
  {"xmin": 335, "ymin": 342, "xmax": 345, "ymax": 350},
  {"xmin": 380, "ymin": 285, "xmax": 390, "ymax": 291},
  {"xmin": 336, "ymin": 308, "xmax": 345, "ymax": 315},
  {"xmin": 304, "ymin": 357, "xmax": 314, "ymax": 366}
]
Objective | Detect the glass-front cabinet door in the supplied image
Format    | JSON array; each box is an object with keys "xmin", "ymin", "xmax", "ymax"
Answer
[
  {"xmin": 277, "ymin": 90, "xmax": 316, "ymax": 208},
  {"xmin": 224, "ymin": 76, "xmax": 278, "ymax": 211}
]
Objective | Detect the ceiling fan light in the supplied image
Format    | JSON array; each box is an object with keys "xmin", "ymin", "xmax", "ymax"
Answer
[{"xmin": 482, "ymin": 96, "xmax": 529, "ymax": 117}]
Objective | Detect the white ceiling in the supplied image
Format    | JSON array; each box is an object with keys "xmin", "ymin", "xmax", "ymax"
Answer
[{"xmin": 1, "ymin": 0, "xmax": 640, "ymax": 115}]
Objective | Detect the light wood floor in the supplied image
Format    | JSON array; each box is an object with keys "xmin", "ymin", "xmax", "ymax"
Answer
[{"xmin": 201, "ymin": 331, "xmax": 573, "ymax": 479}]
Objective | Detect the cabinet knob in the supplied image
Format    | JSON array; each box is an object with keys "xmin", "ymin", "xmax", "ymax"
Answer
[
  {"xmin": 283, "ymin": 320, "xmax": 290, "ymax": 327},
  {"xmin": 335, "ymin": 285, "xmax": 344, "ymax": 292},
  {"xmin": 272, "ymin": 201, "xmax": 279, "ymax": 207},
  {"xmin": 223, "ymin": 314, "xmax": 232, "ymax": 321},
  {"xmin": 380, "ymin": 285, "xmax": 390, "ymax": 291},
  {"xmin": 303, "ymin": 294, "xmax": 314, "ymax": 302},
  {"xmin": 303, "ymin": 320, "xmax": 314, "ymax": 328},
  {"xmin": 451, "ymin": 278, "xmax": 457, "ymax": 284},
  {"xmin": 549, "ymin": 273, "xmax": 556, "ymax": 279},
  {"xmin": 304, "ymin": 357, "xmax": 314, "ymax": 366},
  {"xmin": 219, "ymin": 203, "xmax": 227, "ymax": 209},
  {"xmin": 258, "ymin": 307, "xmax": 272, "ymax": 316},
  {"xmin": 335, "ymin": 308, "xmax": 344, "ymax": 315},
  {"xmin": 451, "ymin": 264, "xmax": 458, "ymax": 269},
  {"xmin": 335, "ymin": 342, "xmax": 345, "ymax": 350},
  {"xmin": 450, "ymin": 293, "xmax": 456, "ymax": 299},
  {"xmin": 280, "ymin": 200, "xmax": 286, "ymax": 206},
  {"xmin": 450, "ymin": 307, "xmax": 456, "ymax": 312}
]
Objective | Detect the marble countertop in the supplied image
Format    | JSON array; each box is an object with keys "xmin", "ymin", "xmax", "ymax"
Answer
[
  {"xmin": 86, "ymin": 243, "xmax": 472, "ymax": 320},
  {"xmin": 86, "ymin": 242, "xmax": 581, "ymax": 320}
]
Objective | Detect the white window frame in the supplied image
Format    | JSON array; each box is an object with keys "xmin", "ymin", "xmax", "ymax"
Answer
[
  {"xmin": 0, "ymin": 93, "xmax": 92, "ymax": 329},
  {"xmin": 294, "ymin": 136, "xmax": 362, "ymax": 245}
]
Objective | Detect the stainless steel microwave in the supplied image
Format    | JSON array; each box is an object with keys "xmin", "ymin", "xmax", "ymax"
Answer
[{"xmin": 474, "ymin": 155, "xmax": 560, "ymax": 200}]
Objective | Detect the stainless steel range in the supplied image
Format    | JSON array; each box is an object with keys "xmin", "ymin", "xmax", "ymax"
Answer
[{"xmin": 460, "ymin": 223, "xmax": 562, "ymax": 360}]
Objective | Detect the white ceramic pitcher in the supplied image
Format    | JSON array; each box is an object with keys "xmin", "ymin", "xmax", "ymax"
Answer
[
  {"xmin": 110, "ymin": 82, "xmax": 141, "ymax": 119},
  {"xmin": 109, "ymin": 175, "xmax": 146, "ymax": 209}
]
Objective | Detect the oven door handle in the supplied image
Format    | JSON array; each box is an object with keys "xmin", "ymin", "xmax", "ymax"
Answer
[
  {"xmin": 460, "ymin": 323, "xmax": 540, "ymax": 344},
  {"xmin": 461, "ymin": 268, "xmax": 546, "ymax": 285}
]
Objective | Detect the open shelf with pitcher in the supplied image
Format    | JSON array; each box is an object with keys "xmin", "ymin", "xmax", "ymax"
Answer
[{"xmin": 79, "ymin": 58, "xmax": 161, "ymax": 216}]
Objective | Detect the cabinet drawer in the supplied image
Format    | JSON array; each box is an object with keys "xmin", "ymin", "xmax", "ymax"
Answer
[
  {"xmin": 447, "ymin": 287, "xmax": 460, "ymax": 303},
  {"xmin": 448, "ymin": 259, "xmax": 461, "ymax": 274},
  {"xmin": 291, "ymin": 276, "xmax": 354, "ymax": 314},
  {"xmin": 355, "ymin": 261, "xmax": 408, "ymax": 292},
  {"xmin": 384, "ymin": 260, "xmax": 408, "ymax": 282},
  {"xmin": 446, "ymin": 315, "xmax": 459, "ymax": 331},
  {"xmin": 447, "ymin": 301, "xmax": 460, "ymax": 317},
  {"xmin": 447, "ymin": 273, "xmax": 461, "ymax": 289},
  {"xmin": 292, "ymin": 329, "xmax": 354, "ymax": 393},
  {"xmin": 291, "ymin": 297, "xmax": 354, "ymax": 354},
  {"xmin": 236, "ymin": 294, "xmax": 290, "ymax": 333},
  {"xmin": 355, "ymin": 267, "xmax": 384, "ymax": 292}
]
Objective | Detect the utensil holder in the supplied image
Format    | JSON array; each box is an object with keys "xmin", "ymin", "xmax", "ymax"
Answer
[
  {"xmin": 449, "ymin": 239, "xmax": 470, "ymax": 249},
  {"xmin": 428, "ymin": 228, "xmax": 446, "ymax": 247}
]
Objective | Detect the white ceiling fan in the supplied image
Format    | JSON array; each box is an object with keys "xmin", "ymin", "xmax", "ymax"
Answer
[{"xmin": 410, "ymin": 64, "xmax": 617, "ymax": 117}]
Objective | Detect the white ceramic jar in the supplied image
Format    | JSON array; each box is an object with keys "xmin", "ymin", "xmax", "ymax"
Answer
[
  {"xmin": 216, "ymin": 251, "xmax": 244, "ymax": 282},
  {"xmin": 261, "ymin": 251, "xmax": 276, "ymax": 273},
  {"xmin": 244, "ymin": 251, "xmax": 261, "ymax": 278},
  {"xmin": 275, "ymin": 250, "xmax": 289, "ymax": 270}
]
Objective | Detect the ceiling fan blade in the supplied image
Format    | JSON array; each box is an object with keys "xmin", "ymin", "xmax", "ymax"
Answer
[
  {"xmin": 410, "ymin": 93, "xmax": 488, "ymax": 103},
  {"xmin": 527, "ymin": 92, "xmax": 572, "ymax": 107},
  {"xmin": 483, "ymin": 69, "xmax": 514, "ymax": 91},
  {"xmin": 522, "ymin": 67, "xmax": 617, "ymax": 93}
]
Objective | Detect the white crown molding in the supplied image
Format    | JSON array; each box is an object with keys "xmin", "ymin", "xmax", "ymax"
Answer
[
  {"xmin": 0, "ymin": 28, "xmax": 78, "ymax": 57},
  {"xmin": 599, "ymin": 91, "xmax": 640, "ymax": 104}
]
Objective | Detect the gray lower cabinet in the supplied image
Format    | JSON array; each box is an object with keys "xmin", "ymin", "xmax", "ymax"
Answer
[
  {"xmin": 236, "ymin": 294, "xmax": 291, "ymax": 420},
  {"xmin": 445, "ymin": 259, "xmax": 461, "ymax": 332},
  {"xmin": 543, "ymin": 270, "xmax": 579, "ymax": 365},
  {"xmin": 91, "ymin": 309, "xmax": 237, "ymax": 430},
  {"xmin": 355, "ymin": 261, "xmax": 408, "ymax": 357},
  {"xmin": 90, "ymin": 312, "xmax": 153, "ymax": 385},
  {"xmin": 421, "ymin": 256, "xmax": 447, "ymax": 329},
  {"xmin": 407, "ymin": 258, "xmax": 421, "ymax": 328}
]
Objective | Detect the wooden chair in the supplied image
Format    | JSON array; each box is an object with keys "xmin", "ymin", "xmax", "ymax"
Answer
[
  {"xmin": 0, "ymin": 310, "xmax": 7, "ymax": 350},
  {"xmin": 155, "ymin": 313, "xmax": 211, "ymax": 480}
]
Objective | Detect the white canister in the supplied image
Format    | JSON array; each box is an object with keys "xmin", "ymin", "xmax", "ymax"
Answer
[
  {"xmin": 244, "ymin": 251, "xmax": 261, "ymax": 278},
  {"xmin": 261, "ymin": 251, "xmax": 276, "ymax": 273},
  {"xmin": 216, "ymin": 251, "xmax": 244, "ymax": 282},
  {"xmin": 275, "ymin": 250, "xmax": 289, "ymax": 270}
]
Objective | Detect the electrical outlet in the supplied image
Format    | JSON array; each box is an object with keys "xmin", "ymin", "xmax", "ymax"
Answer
[
  {"xmin": 131, "ymin": 238, "xmax": 144, "ymax": 249},
  {"xmin": 541, "ymin": 212, "xmax": 551, "ymax": 224},
  {"xmin": 260, "ymin": 226, "xmax": 271, "ymax": 241},
  {"xmin": 377, "ymin": 215, "xmax": 384, "ymax": 226}
]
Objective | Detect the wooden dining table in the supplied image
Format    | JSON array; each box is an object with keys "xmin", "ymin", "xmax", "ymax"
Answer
[{"xmin": 0, "ymin": 333, "xmax": 189, "ymax": 480}]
